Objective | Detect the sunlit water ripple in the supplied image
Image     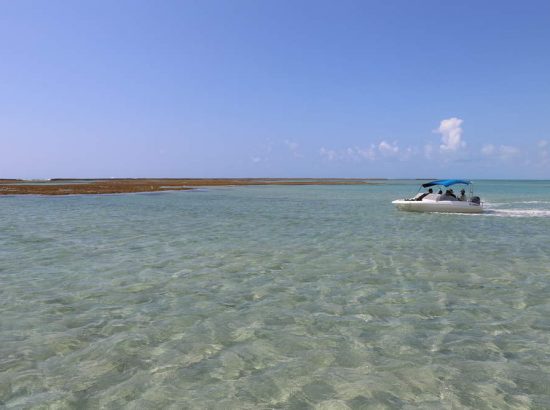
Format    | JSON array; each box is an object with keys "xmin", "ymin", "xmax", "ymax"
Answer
[{"xmin": 1, "ymin": 181, "xmax": 550, "ymax": 408}]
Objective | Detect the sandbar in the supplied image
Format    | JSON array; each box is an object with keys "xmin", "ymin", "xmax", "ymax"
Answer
[{"xmin": 0, "ymin": 178, "xmax": 383, "ymax": 195}]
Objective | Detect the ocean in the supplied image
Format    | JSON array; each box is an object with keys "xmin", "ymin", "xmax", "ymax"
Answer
[{"xmin": 1, "ymin": 180, "xmax": 550, "ymax": 408}]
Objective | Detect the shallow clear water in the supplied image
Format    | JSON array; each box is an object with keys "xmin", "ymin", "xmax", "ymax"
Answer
[{"xmin": 1, "ymin": 181, "xmax": 550, "ymax": 408}]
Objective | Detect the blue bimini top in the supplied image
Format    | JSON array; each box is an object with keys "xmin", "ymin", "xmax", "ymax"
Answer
[{"xmin": 421, "ymin": 179, "xmax": 471, "ymax": 188}]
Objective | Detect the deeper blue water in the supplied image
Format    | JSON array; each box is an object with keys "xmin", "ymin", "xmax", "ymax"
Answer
[{"xmin": 1, "ymin": 181, "xmax": 550, "ymax": 408}]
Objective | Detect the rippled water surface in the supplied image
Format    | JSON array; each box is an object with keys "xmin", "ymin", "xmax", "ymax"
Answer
[{"xmin": 1, "ymin": 181, "xmax": 550, "ymax": 408}]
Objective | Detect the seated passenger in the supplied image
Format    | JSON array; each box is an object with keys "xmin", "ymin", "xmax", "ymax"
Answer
[
  {"xmin": 416, "ymin": 188, "xmax": 433, "ymax": 201},
  {"xmin": 438, "ymin": 189, "xmax": 443, "ymax": 194},
  {"xmin": 445, "ymin": 189, "xmax": 457, "ymax": 199},
  {"xmin": 459, "ymin": 189, "xmax": 466, "ymax": 201}
]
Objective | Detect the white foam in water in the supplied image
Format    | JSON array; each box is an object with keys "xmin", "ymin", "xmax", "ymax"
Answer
[
  {"xmin": 485, "ymin": 208, "xmax": 550, "ymax": 217},
  {"xmin": 483, "ymin": 198, "xmax": 550, "ymax": 217}
]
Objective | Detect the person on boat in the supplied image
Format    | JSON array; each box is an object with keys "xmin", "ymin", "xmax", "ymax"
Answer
[
  {"xmin": 416, "ymin": 188, "xmax": 433, "ymax": 201},
  {"xmin": 438, "ymin": 189, "xmax": 443, "ymax": 194},
  {"xmin": 459, "ymin": 189, "xmax": 466, "ymax": 201},
  {"xmin": 445, "ymin": 189, "xmax": 457, "ymax": 199}
]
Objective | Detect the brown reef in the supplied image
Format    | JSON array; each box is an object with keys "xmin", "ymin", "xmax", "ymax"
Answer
[{"xmin": 0, "ymin": 178, "xmax": 382, "ymax": 195}]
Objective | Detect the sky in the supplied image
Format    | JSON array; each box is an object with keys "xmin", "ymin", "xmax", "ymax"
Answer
[{"xmin": 1, "ymin": 0, "xmax": 549, "ymax": 179}]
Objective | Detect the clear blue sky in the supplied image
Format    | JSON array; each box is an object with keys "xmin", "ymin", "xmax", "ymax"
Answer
[{"xmin": 2, "ymin": 0, "xmax": 549, "ymax": 179}]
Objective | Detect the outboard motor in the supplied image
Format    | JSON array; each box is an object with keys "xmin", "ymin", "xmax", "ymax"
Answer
[{"xmin": 471, "ymin": 196, "xmax": 481, "ymax": 204}]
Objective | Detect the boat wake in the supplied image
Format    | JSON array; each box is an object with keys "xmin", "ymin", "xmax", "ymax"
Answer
[
  {"xmin": 511, "ymin": 200, "xmax": 550, "ymax": 204},
  {"xmin": 484, "ymin": 208, "xmax": 550, "ymax": 218}
]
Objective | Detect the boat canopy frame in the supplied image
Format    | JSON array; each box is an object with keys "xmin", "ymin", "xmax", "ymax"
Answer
[{"xmin": 421, "ymin": 179, "xmax": 471, "ymax": 188}]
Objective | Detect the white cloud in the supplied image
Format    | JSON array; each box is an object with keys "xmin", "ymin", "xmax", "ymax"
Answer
[
  {"xmin": 481, "ymin": 144, "xmax": 520, "ymax": 159},
  {"xmin": 251, "ymin": 139, "xmax": 273, "ymax": 164},
  {"xmin": 320, "ymin": 141, "xmax": 415, "ymax": 162},
  {"xmin": 284, "ymin": 140, "xmax": 302, "ymax": 158},
  {"xmin": 356, "ymin": 146, "xmax": 376, "ymax": 160},
  {"xmin": 378, "ymin": 140, "xmax": 399, "ymax": 156},
  {"xmin": 401, "ymin": 146, "xmax": 418, "ymax": 160},
  {"xmin": 436, "ymin": 117, "xmax": 465, "ymax": 152},
  {"xmin": 499, "ymin": 145, "xmax": 520, "ymax": 159},
  {"xmin": 481, "ymin": 144, "xmax": 495, "ymax": 156},
  {"xmin": 319, "ymin": 145, "xmax": 377, "ymax": 162},
  {"xmin": 538, "ymin": 139, "xmax": 548, "ymax": 148},
  {"xmin": 320, "ymin": 147, "xmax": 338, "ymax": 161}
]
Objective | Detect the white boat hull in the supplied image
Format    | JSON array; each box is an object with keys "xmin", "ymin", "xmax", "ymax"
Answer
[{"xmin": 392, "ymin": 199, "xmax": 483, "ymax": 213}]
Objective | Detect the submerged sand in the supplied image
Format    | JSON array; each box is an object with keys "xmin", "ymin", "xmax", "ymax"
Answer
[{"xmin": 0, "ymin": 178, "xmax": 382, "ymax": 195}]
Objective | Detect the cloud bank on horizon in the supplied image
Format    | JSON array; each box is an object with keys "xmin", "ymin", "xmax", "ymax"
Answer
[{"xmin": 318, "ymin": 117, "xmax": 547, "ymax": 173}]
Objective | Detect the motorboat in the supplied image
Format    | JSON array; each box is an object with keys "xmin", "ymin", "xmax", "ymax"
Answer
[{"xmin": 392, "ymin": 179, "xmax": 483, "ymax": 213}]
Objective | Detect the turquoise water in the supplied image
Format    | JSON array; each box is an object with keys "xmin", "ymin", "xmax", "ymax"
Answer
[{"xmin": 1, "ymin": 181, "xmax": 550, "ymax": 408}]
